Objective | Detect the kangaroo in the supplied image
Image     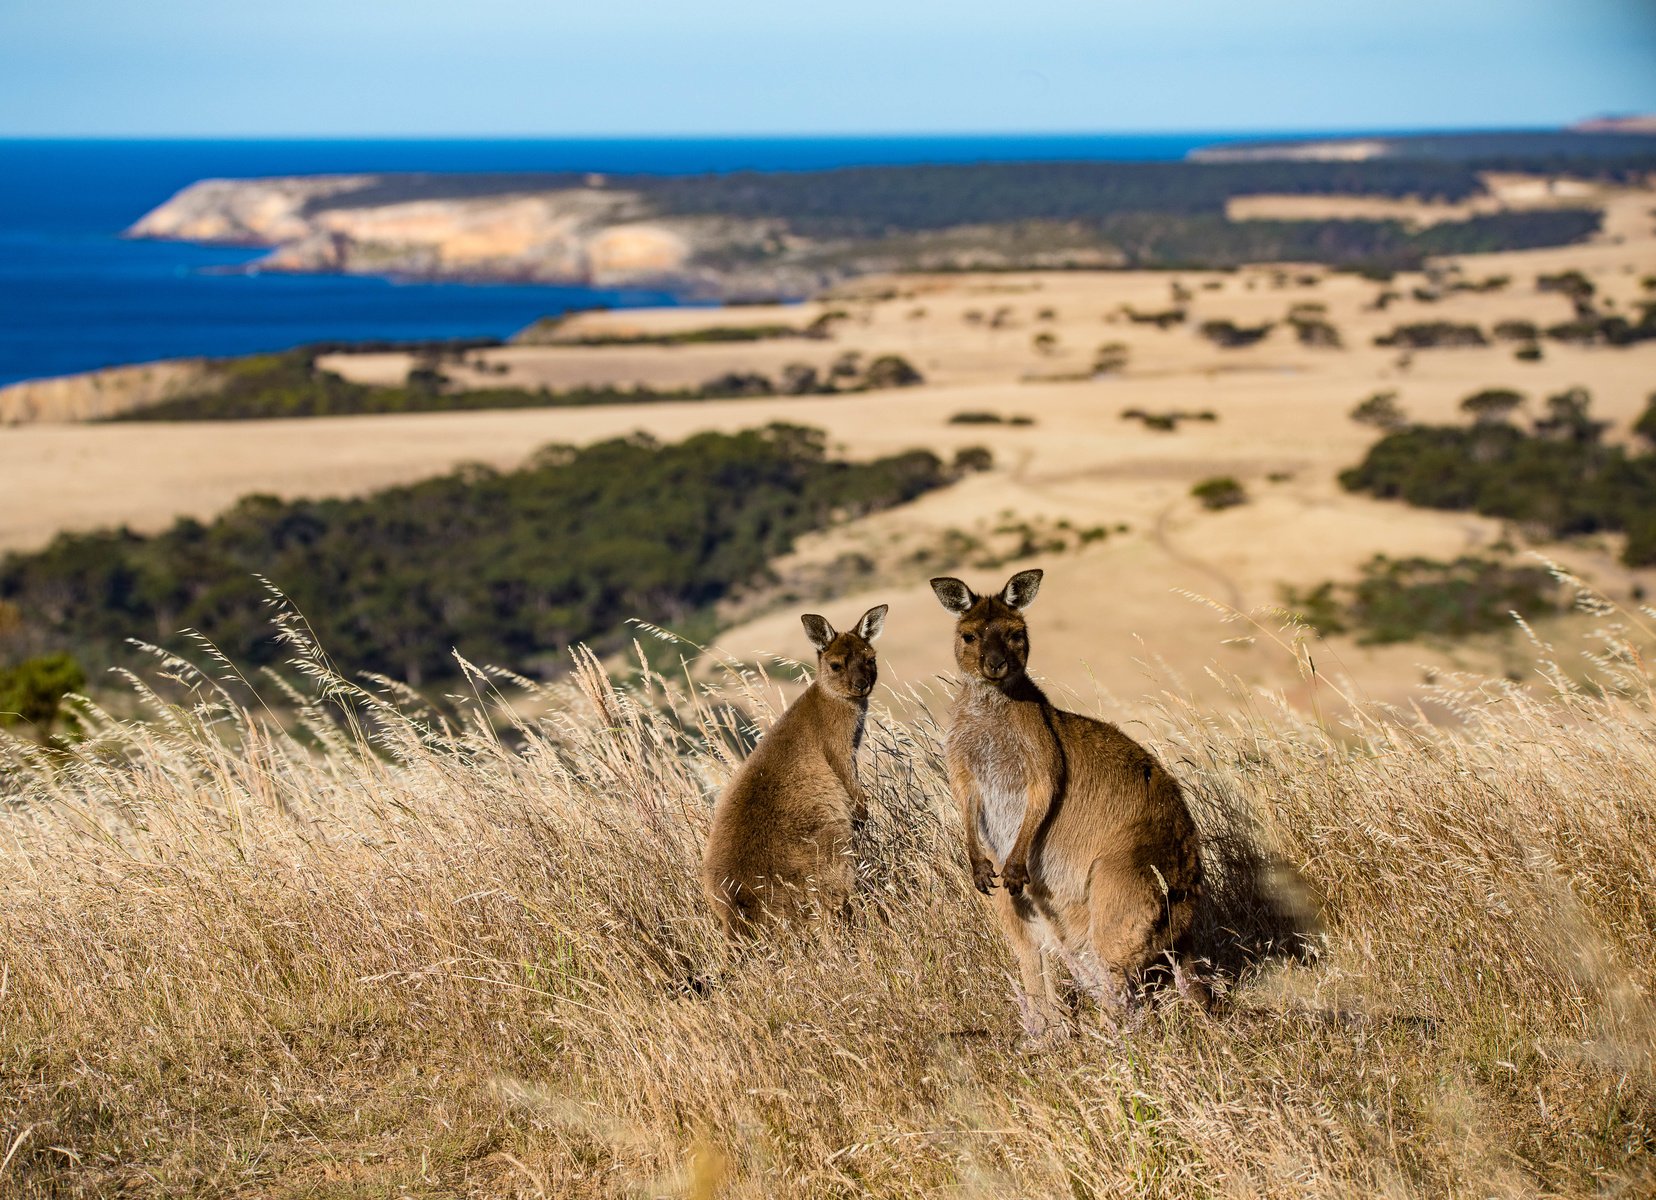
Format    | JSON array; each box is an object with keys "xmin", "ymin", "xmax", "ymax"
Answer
[
  {"xmin": 930, "ymin": 569, "xmax": 1207, "ymax": 1037},
  {"xmin": 701, "ymin": 604, "xmax": 888, "ymax": 935}
]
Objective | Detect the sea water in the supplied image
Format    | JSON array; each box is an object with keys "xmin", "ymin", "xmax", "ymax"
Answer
[{"xmin": 0, "ymin": 134, "xmax": 1282, "ymax": 386}]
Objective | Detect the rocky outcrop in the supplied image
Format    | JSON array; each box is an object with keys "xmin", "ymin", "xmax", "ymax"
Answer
[
  {"xmin": 126, "ymin": 176, "xmax": 375, "ymax": 245},
  {"xmin": 128, "ymin": 176, "xmax": 794, "ymax": 297},
  {"xmin": 1570, "ymin": 114, "xmax": 1656, "ymax": 134},
  {"xmin": 1190, "ymin": 139, "xmax": 1392, "ymax": 164}
]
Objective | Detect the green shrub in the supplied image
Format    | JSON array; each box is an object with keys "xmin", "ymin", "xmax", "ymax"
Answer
[
  {"xmin": 1634, "ymin": 393, "xmax": 1656, "ymax": 449},
  {"xmin": 861, "ymin": 355, "xmax": 925, "ymax": 389},
  {"xmin": 1121, "ymin": 409, "xmax": 1216, "ymax": 432},
  {"xmin": 1198, "ymin": 320, "xmax": 1273, "ymax": 348},
  {"xmin": 1373, "ymin": 322, "xmax": 1488, "ymax": 349},
  {"xmin": 1339, "ymin": 390, "xmax": 1656, "ymax": 565},
  {"xmin": 1284, "ymin": 556, "xmax": 1561, "ymax": 643},
  {"xmin": 1192, "ymin": 476, "xmax": 1247, "ymax": 509},
  {"xmin": 1493, "ymin": 319, "xmax": 1539, "ymax": 342},
  {"xmin": 1350, "ymin": 391, "xmax": 1406, "ymax": 431},
  {"xmin": 1092, "ymin": 342, "xmax": 1129, "ymax": 374},
  {"xmin": 0, "ymin": 652, "xmax": 85, "ymax": 739},
  {"xmin": 1459, "ymin": 388, "xmax": 1525, "ymax": 424},
  {"xmin": 559, "ymin": 323, "xmax": 807, "ymax": 347},
  {"xmin": 1121, "ymin": 306, "xmax": 1186, "ymax": 329},
  {"xmin": 1537, "ymin": 270, "xmax": 1595, "ymax": 300}
]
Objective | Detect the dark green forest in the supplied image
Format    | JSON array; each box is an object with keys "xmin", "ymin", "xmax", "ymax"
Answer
[
  {"xmin": 1340, "ymin": 390, "xmax": 1656, "ymax": 566},
  {"xmin": 0, "ymin": 426, "xmax": 962, "ymax": 686},
  {"xmin": 310, "ymin": 151, "xmax": 1656, "ymax": 234},
  {"xmin": 292, "ymin": 156, "xmax": 1630, "ymax": 272}
]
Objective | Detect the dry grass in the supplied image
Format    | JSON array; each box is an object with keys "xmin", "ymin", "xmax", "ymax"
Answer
[{"xmin": 3, "ymin": 598, "xmax": 1655, "ymax": 1198}]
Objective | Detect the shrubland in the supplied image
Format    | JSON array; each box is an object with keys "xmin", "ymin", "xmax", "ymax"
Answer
[
  {"xmin": 0, "ymin": 425, "xmax": 955, "ymax": 686},
  {"xmin": 1340, "ymin": 388, "xmax": 1656, "ymax": 565},
  {"xmin": 110, "ymin": 349, "xmax": 925, "ymax": 422}
]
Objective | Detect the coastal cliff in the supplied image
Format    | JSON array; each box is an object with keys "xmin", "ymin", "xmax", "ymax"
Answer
[
  {"xmin": 126, "ymin": 149, "xmax": 1643, "ymax": 299},
  {"xmin": 0, "ymin": 358, "xmax": 214, "ymax": 425},
  {"xmin": 128, "ymin": 176, "xmax": 811, "ymax": 298}
]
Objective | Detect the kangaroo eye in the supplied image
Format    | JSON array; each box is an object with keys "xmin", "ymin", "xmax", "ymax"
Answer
[
  {"xmin": 830, "ymin": 661, "xmax": 843, "ymax": 671},
  {"xmin": 960, "ymin": 633, "xmax": 976, "ymax": 644}
]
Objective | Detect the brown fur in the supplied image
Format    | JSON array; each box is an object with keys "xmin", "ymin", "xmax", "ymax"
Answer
[
  {"xmin": 930, "ymin": 569, "xmax": 1207, "ymax": 1034},
  {"xmin": 701, "ymin": 604, "xmax": 887, "ymax": 935}
]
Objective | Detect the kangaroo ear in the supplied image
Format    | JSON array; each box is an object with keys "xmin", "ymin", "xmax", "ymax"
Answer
[
  {"xmin": 1001, "ymin": 568, "xmax": 1043, "ymax": 609},
  {"xmin": 855, "ymin": 603, "xmax": 889, "ymax": 643},
  {"xmin": 930, "ymin": 577, "xmax": 976, "ymax": 614},
  {"xmin": 801, "ymin": 613, "xmax": 836, "ymax": 651}
]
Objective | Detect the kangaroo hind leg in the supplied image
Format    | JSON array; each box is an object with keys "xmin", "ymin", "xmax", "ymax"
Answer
[{"xmin": 991, "ymin": 889, "xmax": 1066, "ymax": 1046}]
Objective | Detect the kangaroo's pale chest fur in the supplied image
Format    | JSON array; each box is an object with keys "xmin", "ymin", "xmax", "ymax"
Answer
[{"xmin": 951, "ymin": 685, "xmax": 1038, "ymax": 865}]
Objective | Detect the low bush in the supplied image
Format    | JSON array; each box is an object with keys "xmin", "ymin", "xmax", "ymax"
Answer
[
  {"xmin": 1283, "ymin": 554, "xmax": 1562, "ymax": 643},
  {"xmin": 1122, "ymin": 409, "xmax": 1217, "ymax": 432},
  {"xmin": 1197, "ymin": 319, "xmax": 1273, "ymax": 348},
  {"xmin": 948, "ymin": 411, "xmax": 1033, "ymax": 427},
  {"xmin": 1373, "ymin": 321, "xmax": 1488, "ymax": 349},
  {"xmin": 1350, "ymin": 390, "xmax": 1406, "ymax": 430},
  {"xmin": 0, "ymin": 651, "xmax": 85, "ymax": 740},
  {"xmin": 1192, "ymin": 475, "xmax": 1247, "ymax": 509}
]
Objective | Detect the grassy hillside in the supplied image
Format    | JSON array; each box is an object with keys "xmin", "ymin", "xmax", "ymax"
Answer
[
  {"xmin": 0, "ymin": 425, "xmax": 958, "ymax": 685},
  {"xmin": 1, "ymin": 607, "xmax": 1652, "ymax": 1196}
]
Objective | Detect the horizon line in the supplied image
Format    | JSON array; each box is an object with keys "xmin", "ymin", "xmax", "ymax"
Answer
[{"xmin": 0, "ymin": 122, "xmax": 1597, "ymax": 143}]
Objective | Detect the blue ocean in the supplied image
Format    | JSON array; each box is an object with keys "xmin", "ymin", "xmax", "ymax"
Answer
[{"xmin": 1, "ymin": 135, "xmax": 1270, "ymax": 387}]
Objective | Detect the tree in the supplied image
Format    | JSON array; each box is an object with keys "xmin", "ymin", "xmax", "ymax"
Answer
[
  {"xmin": 1351, "ymin": 391, "xmax": 1407, "ymax": 431},
  {"xmin": 1634, "ymin": 392, "xmax": 1656, "ymax": 450},
  {"xmin": 829, "ymin": 351, "xmax": 863, "ymax": 383},
  {"xmin": 1459, "ymin": 388, "xmax": 1525, "ymax": 425},
  {"xmin": 1533, "ymin": 387, "xmax": 1606, "ymax": 444},
  {"xmin": 862, "ymin": 355, "xmax": 924, "ymax": 390},
  {"xmin": 779, "ymin": 363, "xmax": 821, "ymax": 395}
]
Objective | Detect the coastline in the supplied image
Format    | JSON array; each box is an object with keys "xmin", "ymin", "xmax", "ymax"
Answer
[{"xmin": 6, "ymin": 130, "xmax": 1651, "ymax": 388}]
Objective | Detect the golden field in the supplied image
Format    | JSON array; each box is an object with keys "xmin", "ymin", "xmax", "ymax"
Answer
[{"xmin": 1, "ymin": 606, "xmax": 1653, "ymax": 1196}]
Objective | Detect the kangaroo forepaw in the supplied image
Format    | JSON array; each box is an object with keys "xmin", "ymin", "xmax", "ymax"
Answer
[
  {"xmin": 1001, "ymin": 859, "xmax": 1029, "ymax": 896},
  {"xmin": 971, "ymin": 859, "xmax": 999, "ymax": 895}
]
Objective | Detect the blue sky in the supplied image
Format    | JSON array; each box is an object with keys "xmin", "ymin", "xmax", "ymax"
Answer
[{"xmin": 3, "ymin": 0, "xmax": 1653, "ymax": 136}]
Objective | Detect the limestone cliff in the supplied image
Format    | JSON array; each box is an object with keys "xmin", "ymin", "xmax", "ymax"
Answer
[
  {"xmin": 127, "ymin": 176, "xmax": 799, "ymax": 297},
  {"xmin": 0, "ymin": 359, "xmax": 214, "ymax": 425}
]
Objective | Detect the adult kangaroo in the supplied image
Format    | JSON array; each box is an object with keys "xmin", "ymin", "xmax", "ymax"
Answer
[
  {"xmin": 702, "ymin": 604, "xmax": 888, "ymax": 935},
  {"xmin": 930, "ymin": 569, "xmax": 1206, "ymax": 1037}
]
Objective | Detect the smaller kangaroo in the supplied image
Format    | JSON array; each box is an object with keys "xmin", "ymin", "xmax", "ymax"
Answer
[
  {"xmin": 931, "ymin": 569, "xmax": 1207, "ymax": 1037},
  {"xmin": 702, "ymin": 604, "xmax": 888, "ymax": 935}
]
